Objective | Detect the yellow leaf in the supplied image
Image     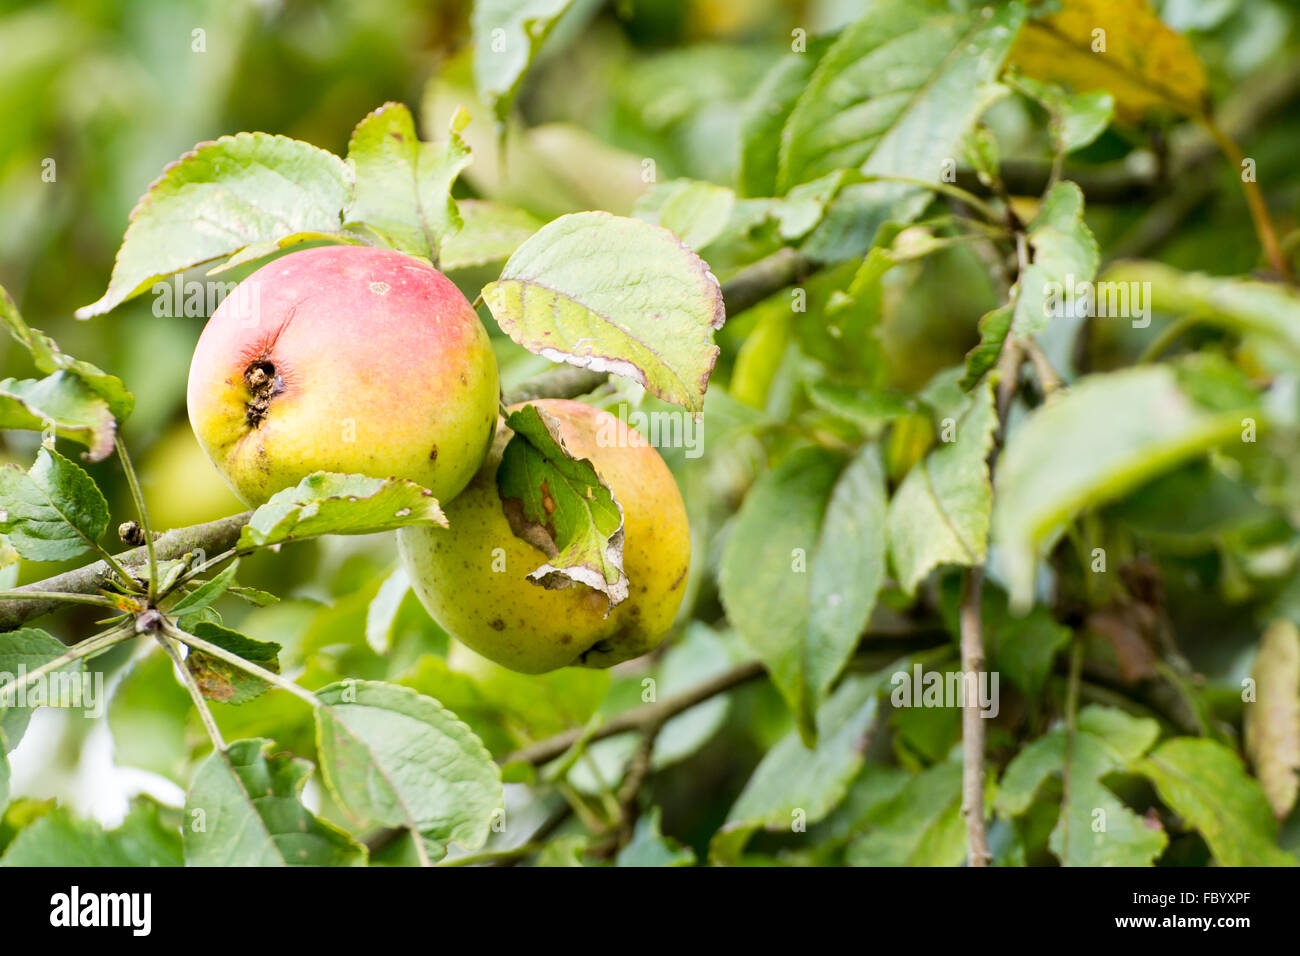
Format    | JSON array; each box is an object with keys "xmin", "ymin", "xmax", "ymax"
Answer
[
  {"xmin": 1009, "ymin": 0, "xmax": 1207, "ymax": 120},
  {"xmin": 1245, "ymin": 619, "xmax": 1300, "ymax": 820}
]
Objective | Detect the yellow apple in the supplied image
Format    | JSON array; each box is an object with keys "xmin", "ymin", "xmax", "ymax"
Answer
[{"xmin": 398, "ymin": 399, "xmax": 691, "ymax": 674}]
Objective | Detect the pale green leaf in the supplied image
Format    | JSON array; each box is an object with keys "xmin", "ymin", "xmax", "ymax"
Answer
[
  {"xmin": 720, "ymin": 445, "xmax": 887, "ymax": 741},
  {"xmin": 711, "ymin": 670, "xmax": 885, "ymax": 863},
  {"xmin": 184, "ymin": 738, "xmax": 365, "ymax": 866},
  {"xmin": 617, "ymin": 807, "xmax": 696, "ymax": 867},
  {"xmin": 76, "ymin": 132, "xmax": 354, "ymax": 318},
  {"xmin": 995, "ymin": 706, "xmax": 1166, "ymax": 866},
  {"xmin": 846, "ymin": 755, "xmax": 966, "ymax": 866},
  {"xmin": 439, "ymin": 199, "xmax": 542, "ymax": 271},
  {"xmin": 887, "ymin": 377, "xmax": 997, "ymax": 595},
  {"xmin": 777, "ymin": 0, "xmax": 1025, "ymax": 193},
  {"xmin": 314, "ymin": 680, "xmax": 502, "ymax": 859},
  {"xmin": 472, "ymin": 0, "xmax": 575, "ymax": 121},
  {"xmin": 1012, "ymin": 181, "xmax": 1100, "ymax": 337},
  {"xmin": 238, "ymin": 473, "xmax": 446, "ymax": 549},
  {"xmin": 1140, "ymin": 738, "xmax": 1296, "ymax": 867},
  {"xmin": 0, "ymin": 373, "xmax": 117, "ymax": 461},
  {"xmin": 483, "ymin": 211, "xmax": 725, "ymax": 415},
  {"xmin": 345, "ymin": 102, "xmax": 471, "ymax": 263},
  {"xmin": 1, "ymin": 800, "xmax": 181, "ymax": 866},
  {"xmin": 0, "ymin": 286, "xmax": 133, "ymax": 421},
  {"xmin": 633, "ymin": 179, "xmax": 736, "ymax": 251}
]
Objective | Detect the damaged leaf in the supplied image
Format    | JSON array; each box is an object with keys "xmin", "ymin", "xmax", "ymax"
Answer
[
  {"xmin": 183, "ymin": 622, "xmax": 282, "ymax": 705},
  {"xmin": 496, "ymin": 403, "xmax": 628, "ymax": 608},
  {"xmin": 482, "ymin": 211, "xmax": 725, "ymax": 415},
  {"xmin": 238, "ymin": 473, "xmax": 446, "ymax": 549},
  {"xmin": 1245, "ymin": 619, "xmax": 1300, "ymax": 819}
]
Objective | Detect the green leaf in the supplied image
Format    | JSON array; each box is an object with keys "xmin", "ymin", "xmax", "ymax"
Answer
[
  {"xmin": 472, "ymin": 0, "xmax": 575, "ymax": 122},
  {"xmin": 0, "ymin": 286, "xmax": 133, "ymax": 421},
  {"xmin": 0, "ymin": 373, "xmax": 118, "ymax": 462},
  {"xmin": 617, "ymin": 808, "xmax": 695, "ymax": 867},
  {"xmin": 720, "ymin": 445, "xmax": 887, "ymax": 741},
  {"xmin": 1139, "ymin": 738, "xmax": 1296, "ymax": 867},
  {"xmin": 806, "ymin": 381, "xmax": 914, "ymax": 435},
  {"xmin": 314, "ymin": 680, "xmax": 502, "ymax": 859},
  {"xmin": 0, "ymin": 447, "xmax": 110, "ymax": 562},
  {"xmin": 238, "ymin": 473, "xmax": 447, "ymax": 549},
  {"xmin": 846, "ymin": 754, "xmax": 966, "ymax": 866},
  {"xmin": 439, "ymin": 199, "xmax": 543, "ymax": 271},
  {"xmin": 1012, "ymin": 181, "xmax": 1100, "ymax": 337},
  {"xmin": 991, "ymin": 366, "xmax": 1254, "ymax": 610},
  {"xmin": 996, "ymin": 706, "xmax": 1166, "ymax": 866},
  {"xmin": 184, "ymin": 738, "xmax": 365, "ymax": 866},
  {"xmin": 496, "ymin": 403, "xmax": 628, "ymax": 605},
  {"xmin": 1, "ymin": 799, "xmax": 181, "ymax": 866},
  {"xmin": 76, "ymin": 132, "xmax": 354, "ymax": 318},
  {"xmin": 1006, "ymin": 72, "xmax": 1114, "ymax": 156},
  {"xmin": 633, "ymin": 179, "xmax": 736, "ymax": 252},
  {"xmin": 737, "ymin": 39, "xmax": 833, "ymax": 197},
  {"xmin": 960, "ymin": 303, "xmax": 1012, "ymax": 391},
  {"xmin": 887, "ymin": 376, "xmax": 997, "ymax": 596},
  {"xmin": 167, "ymin": 561, "xmax": 241, "ymax": 619},
  {"xmin": 345, "ymin": 102, "xmax": 471, "ymax": 264},
  {"xmin": 483, "ymin": 211, "xmax": 725, "ymax": 415},
  {"xmin": 184, "ymin": 622, "xmax": 282, "ymax": 705},
  {"xmin": 777, "ymin": 0, "xmax": 1024, "ymax": 193},
  {"xmin": 1245, "ymin": 620, "xmax": 1300, "ymax": 819},
  {"xmin": 711, "ymin": 670, "xmax": 885, "ymax": 863},
  {"xmin": 0, "ymin": 628, "xmax": 82, "ymax": 750}
]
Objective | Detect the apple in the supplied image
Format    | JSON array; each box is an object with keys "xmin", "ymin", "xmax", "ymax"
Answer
[
  {"xmin": 186, "ymin": 245, "xmax": 500, "ymax": 506},
  {"xmin": 398, "ymin": 399, "xmax": 691, "ymax": 674}
]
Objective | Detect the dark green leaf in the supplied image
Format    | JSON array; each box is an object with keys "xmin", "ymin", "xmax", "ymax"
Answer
[{"xmin": 0, "ymin": 447, "xmax": 110, "ymax": 561}]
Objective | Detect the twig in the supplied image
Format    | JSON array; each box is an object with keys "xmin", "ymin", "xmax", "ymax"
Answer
[
  {"xmin": 0, "ymin": 511, "xmax": 252, "ymax": 635},
  {"xmin": 116, "ymin": 436, "xmax": 159, "ymax": 600},
  {"xmin": 154, "ymin": 632, "xmax": 226, "ymax": 751},
  {"xmin": 958, "ymin": 568, "xmax": 991, "ymax": 867},
  {"xmin": 504, "ymin": 660, "xmax": 766, "ymax": 766}
]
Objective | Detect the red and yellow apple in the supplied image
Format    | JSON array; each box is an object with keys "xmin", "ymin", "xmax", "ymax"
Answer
[
  {"xmin": 186, "ymin": 245, "xmax": 500, "ymax": 506},
  {"xmin": 398, "ymin": 399, "xmax": 691, "ymax": 674}
]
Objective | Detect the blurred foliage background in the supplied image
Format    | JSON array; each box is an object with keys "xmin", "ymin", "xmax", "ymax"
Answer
[{"xmin": 3, "ymin": 0, "xmax": 1300, "ymax": 865}]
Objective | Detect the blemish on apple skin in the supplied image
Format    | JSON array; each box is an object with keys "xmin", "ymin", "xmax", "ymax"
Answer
[{"xmin": 369, "ymin": 281, "xmax": 391, "ymax": 296}]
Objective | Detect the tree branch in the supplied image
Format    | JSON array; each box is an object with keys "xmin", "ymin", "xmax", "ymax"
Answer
[
  {"xmin": 0, "ymin": 511, "xmax": 252, "ymax": 636},
  {"xmin": 503, "ymin": 660, "xmax": 766, "ymax": 766}
]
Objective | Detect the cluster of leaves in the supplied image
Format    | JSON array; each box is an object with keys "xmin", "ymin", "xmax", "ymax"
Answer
[{"xmin": 1, "ymin": 0, "xmax": 1300, "ymax": 868}]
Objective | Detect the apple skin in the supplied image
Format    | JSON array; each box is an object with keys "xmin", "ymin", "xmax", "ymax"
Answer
[
  {"xmin": 187, "ymin": 245, "xmax": 500, "ymax": 506},
  {"xmin": 398, "ymin": 399, "xmax": 691, "ymax": 674}
]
